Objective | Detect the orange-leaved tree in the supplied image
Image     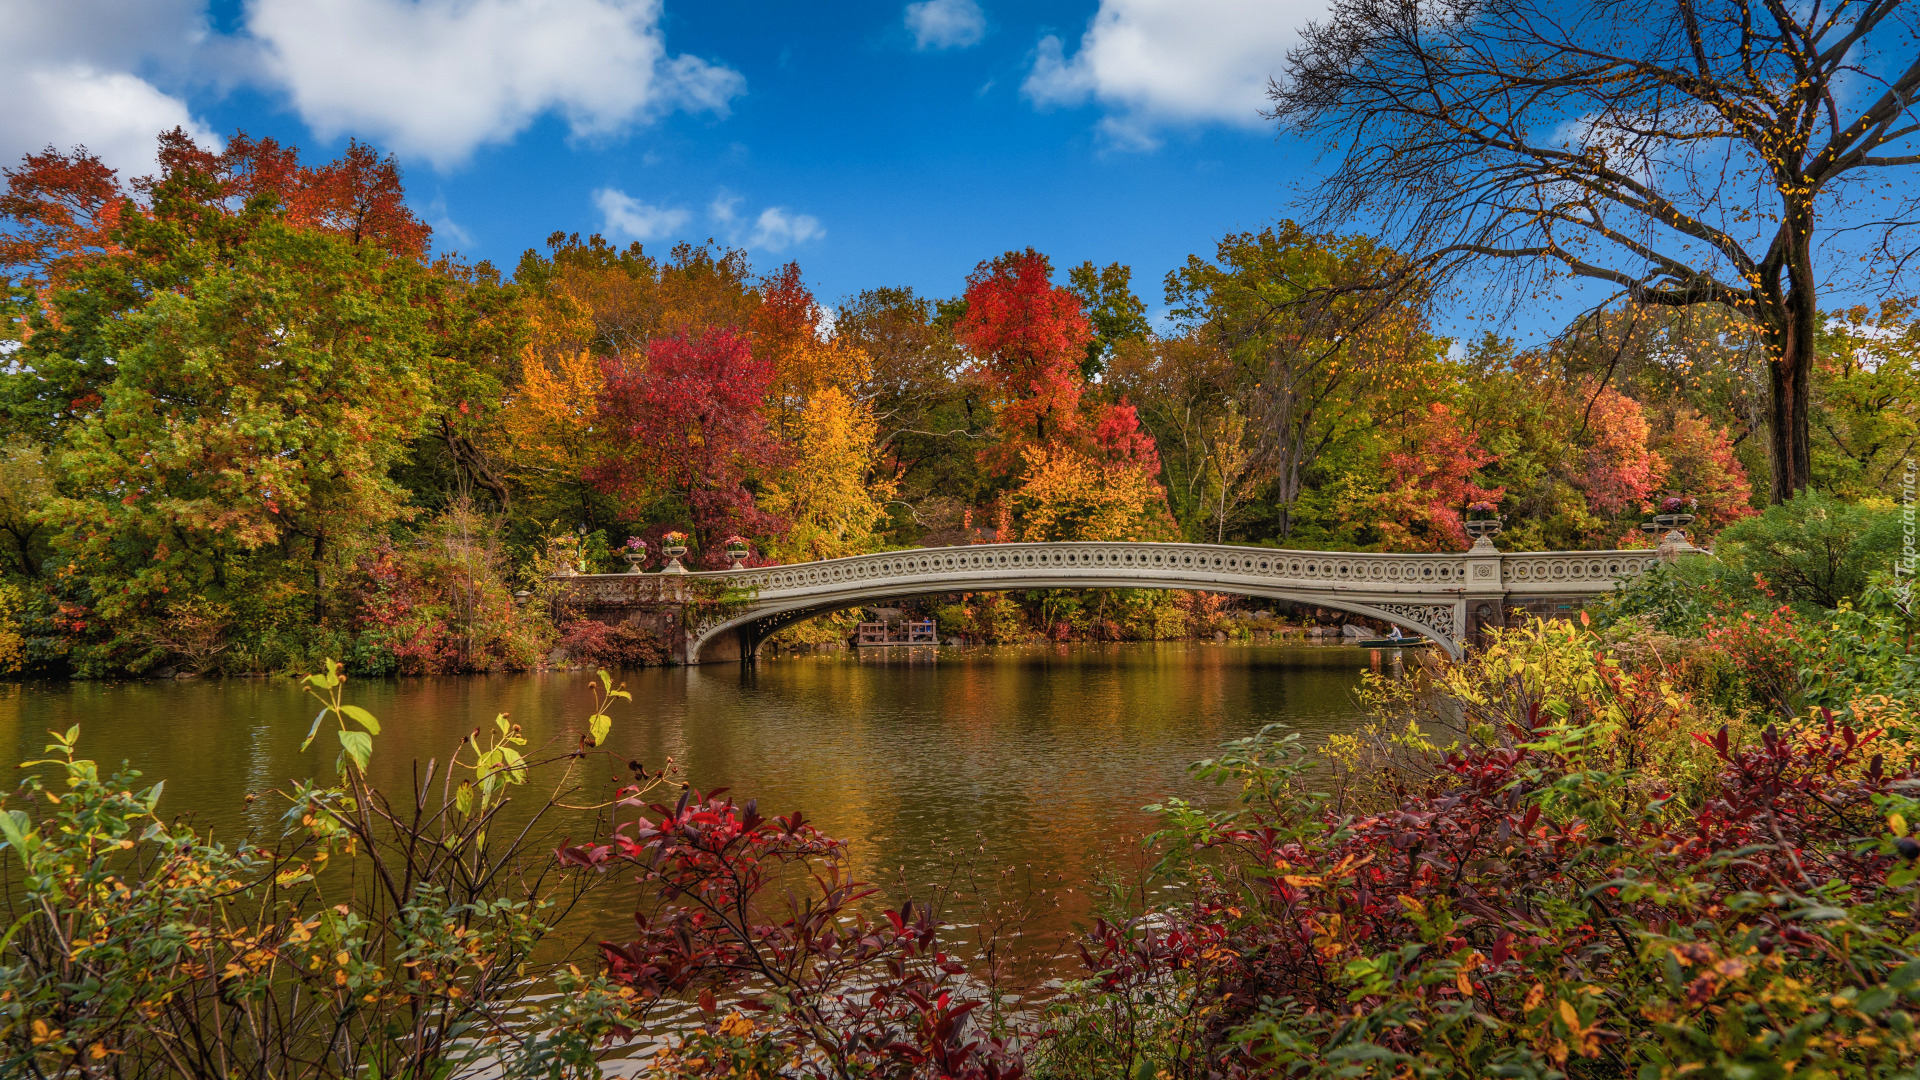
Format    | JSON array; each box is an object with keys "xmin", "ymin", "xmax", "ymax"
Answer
[
  {"xmin": 1362, "ymin": 402, "xmax": 1504, "ymax": 551},
  {"xmin": 754, "ymin": 263, "xmax": 870, "ymax": 435}
]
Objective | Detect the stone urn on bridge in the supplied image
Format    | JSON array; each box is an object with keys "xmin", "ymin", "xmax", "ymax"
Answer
[
  {"xmin": 622, "ymin": 536, "xmax": 648, "ymax": 573},
  {"xmin": 1463, "ymin": 501, "xmax": 1503, "ymax": 551},
  {"xmin": 660, "ymin": 531, "xmax": 691, "ymax": 575},
  {"xmin": 1642, "ymin": 497, "xmax": 1699, "ymax": 563}
]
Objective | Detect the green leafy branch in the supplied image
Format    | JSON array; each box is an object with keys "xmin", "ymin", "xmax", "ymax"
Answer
[{"xmin": 299, "ymin": 658, "xmax": 382, "ymax": 776}]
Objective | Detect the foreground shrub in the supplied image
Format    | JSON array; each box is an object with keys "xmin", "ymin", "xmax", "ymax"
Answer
[
  {"xmin": 559, "ymin": 789, "xmax": 1026, "ymax": 1079},
  {"xmin": 1038, "ymin": 623, "xmax": 1920, "ymax": 1079},
  {"xmin": 1714, "ymin": 490, "xmax": 1904, "ymax": 611},
  {"xmin": 0, "ymin": 664, "xmax": 655, "ymax": 1078},
  {"xmin": 1595, "ymin": 546, "xmax": 1919, "ymax": 723}
]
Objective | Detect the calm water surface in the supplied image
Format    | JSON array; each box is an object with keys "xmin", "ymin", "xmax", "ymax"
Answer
[{"xmin": 0, "ymin": 642, "xmax": 1374, "ymax": 978}]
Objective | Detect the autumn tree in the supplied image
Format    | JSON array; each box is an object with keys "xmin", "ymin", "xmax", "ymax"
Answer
[
  {"xmin": 760, "ymin": 387, "xmax": 896, "ymax": 561},
  {"xmin": 1271, "ymin": 0, "xmax": 1920, "ymax": 502},
  {"xmin": 1166, "ymin": 223, "xmax": 1441, "ymax": 539},
  {"xmin": 1327, "ymin": 402, "xmax": 1504, "ymax": 551},
  {"xmin": 1573, "ymin": 382, "xmax": 1666, "ymax": 517},
  {"xmin": 511, "ymin": 234, "xmax": 761, "ymax": 360},
  {"xmin": 0, "ymin": 130, "xmax": 435, "ymax": 444},
  {"xmin": 1813, "ymin": 299, "xmax": 1920, "ymax": 499},
  {"xmin": 753, "ymin": 262, "xmax": 870, "ymax": 434},
  {"xmin": 492, "ymin": 289, "xmax": 603, "ymax": 523},
  {"xmin": 951, "ymin": 249, "xmax": 1178, "ymax": 542},
  {"xmin": 1104, "ymin": 331, "xmax": 1279, "ymax": 541},
  {"xmin": 0, "ymin": 147, "xmax": 129, "ymax": 294},
  {"xmin": 586, "ymin": 329, "xmax": 786, "ymax": 553},
  {"xmin": 41, "ymin": 222, "xmax": 436, "ymax": 625},
  {"xmin": 955, "ymin": 248, "xmax": 1093, "ymax": 451},
  {"xmin": 512, "ymin": 232, "xmax": 664, "ymax": 356},
  {"xmin": 1657, "ymin": 408, "xmax": 1756, "ymax": 532},
  {"xmin": 1009, "ymin": 445, "xmax": 1174, "ymax": 542},
  {"xmin": 1, "ymin": 129, "xmax": 426, "ymax": 293},
  {"xmin": 1066, "ymin": 260, "xmax": 1151, "ymax": 379},
  {"xmin": 833, "ymin": 287, "xmax": 979, "ymax": 527},
  {"xmin": 0, "ymin": 439, "xmax": 51, "ymax": 578},
  {"xmin": 1007, "ymin": 401, "xmax": 1175, "ymax": 542}
]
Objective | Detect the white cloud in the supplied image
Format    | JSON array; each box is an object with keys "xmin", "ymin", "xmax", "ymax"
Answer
[
  {"xmin": 748, "ymin": 207, "xmax": 823, "ymax": 252},
  {"xmin": 709, "ymin": 189, "xmax": 743, "ymax": 225},
  {"xmin": 422, "ymin": 195, "xmax": 475, "ymax": 248},
  {"xmin": 9, "ymin": 65, "xmax": 221, "ymax": 177},
  {"xmin": 0, "ymin": 0, "xmax": 222, "ymax": 177},
  {"xmin": 702, "ymin": 191, "xmax": 822, "ymax": 252},
  {"xmin": 246, "ymin": 0, "xmax": 746, "ymax": 169},
  {"xmin": 594, "ymin": 187, "xmax": 690, "ymax": 241},
  {"xmin": 905, "ymin": 0, "xmax": 986, "ymax": 50},
  {"xmin": 1023, "ymin": 0, "xmax": 1325, "ymax": 142}
]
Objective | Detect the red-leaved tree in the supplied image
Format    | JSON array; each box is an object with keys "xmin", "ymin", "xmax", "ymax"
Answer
[
  {"xmin": 1375, "ymin": 402, "xmax": 1503, "ymax": 551},
  {"xmin": 1574, "ymin": 382, "xmax": 1665, "ymax": 517},
  {"xmin": 586, "ymin": 329, "xmax": 787, "ymax": 554},
  {"xmin": 956, "ymin": 248, "xmax": 1093, "ymax": 448}
]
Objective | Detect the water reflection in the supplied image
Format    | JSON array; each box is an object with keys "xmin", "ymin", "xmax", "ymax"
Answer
[{"xmin": 0, "ymin": 643, "xmax": 1373, "ymax": 975}]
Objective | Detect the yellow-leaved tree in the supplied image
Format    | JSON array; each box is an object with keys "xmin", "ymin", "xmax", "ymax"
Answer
[
  {"xmin": 497, "ymin": 295, "xmax": 615, "ymax": 513},
  {"xmin": 1008, "ymin": 444, "xmax": 1173, "ymax": 543},
  {"xmin": 760, "ymin": 388, "xmax": 896, "ymax": 561}
]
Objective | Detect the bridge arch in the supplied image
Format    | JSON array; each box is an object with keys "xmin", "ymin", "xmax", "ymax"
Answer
[{"xmin": 692, "ymin": 584, "xmax": 1467, "ymax": 662}]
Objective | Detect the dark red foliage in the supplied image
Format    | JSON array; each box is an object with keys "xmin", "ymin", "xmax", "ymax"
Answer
[
  {"xmin": 557, "ymin": 619, "xmax": 670, "ymax": 669},
  {"xmin": 1098, "ymin": 708, "xmax": 1916, "ymax": 1074},
  {"xmin": 559, "ymin": 789, "xmax": 1024, "ymax": 1079},
  {"xmin": 586, "ymin": 329, "xmax": 788, "ymax": 550}
]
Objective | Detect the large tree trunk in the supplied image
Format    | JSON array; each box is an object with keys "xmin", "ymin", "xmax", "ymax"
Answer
[{"xmin": 1766, "ymin": 229, "xmax": 1818, "ymax": 503}]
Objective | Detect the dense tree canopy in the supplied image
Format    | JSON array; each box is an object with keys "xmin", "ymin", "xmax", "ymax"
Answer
[{"xmin": 0, "ymin": 127, "xmax": 1907, "ymax": 675}]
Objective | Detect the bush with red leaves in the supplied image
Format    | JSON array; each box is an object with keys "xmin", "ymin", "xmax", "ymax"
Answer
[
  {"xmin": 557, "ymin": 619, "xmax": 670, "ymax": 669},
  {"xmin": 559, "ymin": 788, "xmax": 1024, "ymax": 1080},
  {"xmin": 1036, "ymin": 709, "xmax": 1920, "ymax": 1079}
]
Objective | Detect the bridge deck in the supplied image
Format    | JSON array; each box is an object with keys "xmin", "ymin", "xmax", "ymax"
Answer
[{"xmin": 556, "ymin": 541, "xmax": 1667, "ymax": 663}]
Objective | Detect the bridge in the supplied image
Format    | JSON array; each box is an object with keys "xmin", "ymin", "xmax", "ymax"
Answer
[{"xmin": 555, "ymin": 540, "xmax": 1669, "ymax": 663}]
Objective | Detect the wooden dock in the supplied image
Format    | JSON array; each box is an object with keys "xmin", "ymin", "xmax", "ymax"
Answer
[{"xmin": 856, "ymin": 619, "xmax": 937, "ymax": 647}]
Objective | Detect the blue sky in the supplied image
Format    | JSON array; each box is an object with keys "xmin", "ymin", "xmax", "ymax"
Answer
[{"xmin": 2, "ymin": 0, "xmax": 1336, "ymax": 321}]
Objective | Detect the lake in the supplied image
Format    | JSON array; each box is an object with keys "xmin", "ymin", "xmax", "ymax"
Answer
[{"xmin": 0, "ymin": 641, "xmax": 1375, "ymax": 988}]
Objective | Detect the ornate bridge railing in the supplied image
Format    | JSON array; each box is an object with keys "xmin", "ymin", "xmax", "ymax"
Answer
[{"xmin": 556, "ymin": 541, "xmax": 1666, "ymax": 663}]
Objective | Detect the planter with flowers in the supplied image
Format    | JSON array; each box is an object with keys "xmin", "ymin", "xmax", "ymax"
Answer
[
  {"xmin": 724, "ymin": 535, "xmax": 751, "ymax": 570},
  {"xmin": 1653, "ymin": 495, "xmax": 1697, "ymax": 531},
  {"xmin": 1463, "ymin": 501, "xmax": 1503, "ymax": 547},
  {"xmin": 622, "ymin": 536, "xmax": 648, "ymax": 574},
  {"xmin": 660, "ymin": 531, "xmax": 690, "ymax": 575}
]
